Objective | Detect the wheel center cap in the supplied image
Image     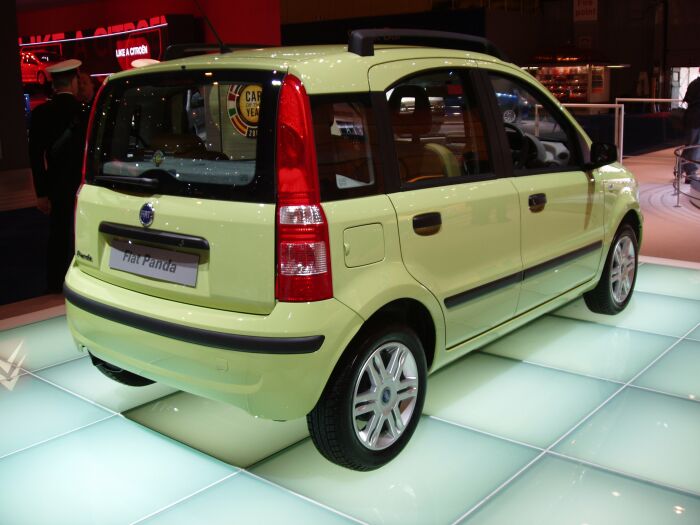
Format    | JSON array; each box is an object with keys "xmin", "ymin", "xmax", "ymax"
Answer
[{"xmin": 381, "ymin": 387, "xmax": 392, "ymax": 405}]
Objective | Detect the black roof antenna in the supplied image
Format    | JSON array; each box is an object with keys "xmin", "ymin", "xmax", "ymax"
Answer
[{"xmin": 191, "ymin": 0, "xmax": 228, "ymax": 54}]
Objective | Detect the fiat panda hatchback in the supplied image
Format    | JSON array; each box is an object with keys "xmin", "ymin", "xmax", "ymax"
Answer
[{"xmin": 65, "ymin": 29, "xmax": 642, "ymax": 471}]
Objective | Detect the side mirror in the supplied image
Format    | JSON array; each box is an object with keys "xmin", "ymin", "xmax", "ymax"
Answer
[{"xmin": 586, "ymin": 142, "xmax": 618, "ymax": 170}]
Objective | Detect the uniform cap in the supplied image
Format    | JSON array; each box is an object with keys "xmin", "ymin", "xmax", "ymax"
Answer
[{"xmin": 45, "ymin": 59, "xmax": 82, "ymax": 74}]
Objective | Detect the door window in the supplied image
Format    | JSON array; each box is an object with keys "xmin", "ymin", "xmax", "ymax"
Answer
[
  {"xmin": 386, "ymin": 70, "xmax": 493, "ymax": 186},
  {"xmin": 488, "ymin": 74, "xmax": 583, "ymax": 173}
]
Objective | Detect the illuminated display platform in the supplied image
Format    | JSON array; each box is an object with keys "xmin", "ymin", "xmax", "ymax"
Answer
[{"xmin": 0, "ymin": 260, "xmax": 699, "ymax": 524}]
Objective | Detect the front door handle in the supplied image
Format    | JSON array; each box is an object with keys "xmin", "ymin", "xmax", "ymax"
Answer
[
  {"xmin": 413, "ymin": 212, "xmax": 442, "ymax": 236},
  {"xmin": 528, "ymin": 193, "xmax": 547, "ymax": 213}
]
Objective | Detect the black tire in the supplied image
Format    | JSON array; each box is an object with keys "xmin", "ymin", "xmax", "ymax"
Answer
[
  {"xmin": 307, "ymin": 324, "xmax": 427, "ymax": 471},
  {"xmin": 37, "ymin": 72, "xmax": 47, "ymax": 86},
  {"xmin": 584, "ymin": 224, "xmax": 638, "ymax": 315},
  {"xmin": 89, "ymin": 353, "xmax": 155, "ymax": 387}
]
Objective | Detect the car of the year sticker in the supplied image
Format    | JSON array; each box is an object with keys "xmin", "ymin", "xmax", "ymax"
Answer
[{"xmin": 227, "ymin": 83, "xmax": 262, "ymax": 138}]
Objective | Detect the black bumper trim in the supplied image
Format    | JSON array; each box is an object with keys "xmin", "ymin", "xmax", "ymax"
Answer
[{"xmin": 64, "ymin": 285, "xmax": 324, "ymax": 354}]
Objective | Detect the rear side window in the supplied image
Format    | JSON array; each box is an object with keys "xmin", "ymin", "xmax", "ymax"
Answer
[
  {"xmin": 310, "ymin": 94, "xmax": 382, "ymax": 201},
  {"xmin": 86, "ymin": 70, "xmax": 280, "ymax": 202}
]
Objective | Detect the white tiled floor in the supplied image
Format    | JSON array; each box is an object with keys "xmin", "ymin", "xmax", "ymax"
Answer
[{"xmin": 0, "ymin": 261, "xmax": 699, "ymax": 524}]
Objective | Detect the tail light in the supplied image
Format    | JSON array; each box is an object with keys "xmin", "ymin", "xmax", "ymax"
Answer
[{"xmin": 275, "ymin": 74, "xmax": 332, "ymax": 302}]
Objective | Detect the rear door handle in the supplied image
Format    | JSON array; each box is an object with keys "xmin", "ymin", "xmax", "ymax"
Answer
[
  {"xmin": 412, "ymin": 212, "xmax": 442, "ymax": 236},
  {"xmin": 528, "ymin": 193, "xmax": 547, "ymax": 213}
]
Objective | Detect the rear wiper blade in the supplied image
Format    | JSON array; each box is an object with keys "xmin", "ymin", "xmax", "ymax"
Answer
[{"xmin": 94, "ymin": 175, "xmax": 160, "ymax": 190}]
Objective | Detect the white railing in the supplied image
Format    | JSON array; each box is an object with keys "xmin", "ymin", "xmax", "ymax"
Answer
[
  {"xmin": 535, "ymin": 102, "xmax": 624, "ymax": 158},
  {"xmin": 532, "ymin": 97, "xmax": 686, "ymax": 163},
  {"xmin": 614, "ymin": 98, "xmax": 684, "ymax": 160}
]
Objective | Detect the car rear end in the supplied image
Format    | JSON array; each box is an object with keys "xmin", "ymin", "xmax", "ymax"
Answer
[{"xmin": 65, "ymin": 60, "xmax": 363, "ymax": 420}]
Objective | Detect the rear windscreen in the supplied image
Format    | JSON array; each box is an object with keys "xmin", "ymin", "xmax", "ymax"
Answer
[{"xmin": 85, "ymin": 70, "xmax": 281, "ymax": 202}]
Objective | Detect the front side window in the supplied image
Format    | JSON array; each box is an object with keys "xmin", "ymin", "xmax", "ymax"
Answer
[
  {"xmin": 386, "ymin": 70, "xmax": 493, "ymax": 186},
  {"xmin": 488, "ymin": 74, "xmax": 582, "ymax": 173},
  {"xmin": 86, "ymin": 71, "xmax": 278, "ymax": 202}
]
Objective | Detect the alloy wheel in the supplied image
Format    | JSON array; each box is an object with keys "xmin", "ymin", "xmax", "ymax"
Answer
[
  {"xmin": 609, "ymin": 235, "xmax": 636, "ymax": 304},
  {"xmin": 352, "ymin": 341, "xmax": 419, "ymax": 451}
]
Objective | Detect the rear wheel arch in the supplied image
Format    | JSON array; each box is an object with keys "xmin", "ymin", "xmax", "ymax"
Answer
[{"xmin": 362, "ymin": 299, "xmax": 437, "ymax": 371}]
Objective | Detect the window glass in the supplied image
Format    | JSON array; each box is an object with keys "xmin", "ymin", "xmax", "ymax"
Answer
[
  {"xmin": 87, "ymin": 72, "xmax": 276, "ymax": 202},
  {"xmin": 386, "ymin": 70, "xmax": 492, "ymax": 185},
  {"xmin": 311, "ymin": 95, "xmax": 381, "ymax": 200},
  {"xmin": 488, "ymin": 74, "xmax": 580, "ymax": 172}
]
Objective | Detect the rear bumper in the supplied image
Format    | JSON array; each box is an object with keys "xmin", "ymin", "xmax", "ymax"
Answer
[{"xmin": 64, "ymin": 264, "xmax": 364, "ymax": 420}]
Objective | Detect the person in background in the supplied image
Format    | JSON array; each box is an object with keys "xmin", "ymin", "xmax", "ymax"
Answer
[
  {"xmin": 28, "ymin": 59, "xmax": 90, "ymax": 294},
  {"xmin": 682, "ymin": 71, "xmax": 700, "ymax": 182},
  {"xmin": 77, "ymin": 72, "xmax": 96, "ymax": 105}
]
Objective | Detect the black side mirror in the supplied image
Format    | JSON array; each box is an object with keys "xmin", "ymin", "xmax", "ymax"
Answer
[{"xmin": 586, "ymin": 142, "xmax": 618, "ymax": 170}]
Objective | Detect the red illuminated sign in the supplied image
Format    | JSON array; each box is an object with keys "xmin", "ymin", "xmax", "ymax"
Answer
[
  {"xmin": 115, "ymin": 37, "xmax": 151, "ymax": 70},
  {"xmin": 18, "ymin": 16, "xmax": 166, "ymax": 47}
]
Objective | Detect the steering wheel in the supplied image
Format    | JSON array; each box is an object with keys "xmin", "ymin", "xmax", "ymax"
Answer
[{"xmin": 504, "ymin": 122, "xmax": 529, "ymax": 170}]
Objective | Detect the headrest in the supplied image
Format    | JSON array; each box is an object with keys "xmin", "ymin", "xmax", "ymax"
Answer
[{"xmin": 388, "ymin": 85, "xmax": 432, "ymax": 137}]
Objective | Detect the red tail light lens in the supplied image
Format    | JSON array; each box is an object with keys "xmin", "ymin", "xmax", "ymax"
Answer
[{"xmin": 275, "ymin": 75, "xmax": 332, "ymax": 302}]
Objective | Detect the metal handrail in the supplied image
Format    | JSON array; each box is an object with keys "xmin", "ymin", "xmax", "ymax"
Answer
[
  {"xmin": 615, "ymin": 98, "xmax": 684, "ymax": 160},
  {"xmin": 672, "ymin": 144, "xmax": 700, "ymax": 208},
  {"xmin": 531, "ymin": 98, "xmax": 686, "ymax": 165},
  {"xmin": 534, "ymin": 102, "xmax": 624, "ymax": 158},
  {"xmin": 562, "ymin": 104, "xmax": 624, "ymax": 160}
]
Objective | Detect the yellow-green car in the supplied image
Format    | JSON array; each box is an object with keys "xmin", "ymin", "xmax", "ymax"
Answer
[{"xmin": 65, "ymin": 29, "xmax": 641, "ymax": 471}]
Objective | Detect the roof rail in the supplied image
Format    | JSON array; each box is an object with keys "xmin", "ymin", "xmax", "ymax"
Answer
[
  {"xmin": 163, "ymin": 43, "xmax": 266, "ymax": 61},
  {"xmin": 347, "ymin": 28, "xmax": 509, "ymax": 62}
]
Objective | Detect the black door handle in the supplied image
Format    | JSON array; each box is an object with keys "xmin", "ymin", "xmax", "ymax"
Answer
[
  {"xmin": 528, "ymin": 193, "xmax": 547, "ymax": 213},
  {"xmin": 413, "ymin": 212, "xmax": 442, "ymax": 236}
]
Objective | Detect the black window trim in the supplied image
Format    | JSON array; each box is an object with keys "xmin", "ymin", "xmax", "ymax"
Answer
[
  {"xmin": 478, "ymin": 68, "xmax": 591, "ymax": 178},
  {"xmin": 375, "ymin": 66, "xmax": 505, "ymax": 193}
]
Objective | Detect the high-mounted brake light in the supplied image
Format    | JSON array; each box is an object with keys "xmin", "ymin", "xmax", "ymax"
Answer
[{"xmin": 275, "ymin": 74, "xmax": 332, "ymax": 302}]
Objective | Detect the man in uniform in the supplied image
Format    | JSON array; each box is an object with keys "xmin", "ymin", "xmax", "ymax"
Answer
[{"xmin": 28, "ymin": 59, "xmax": 90, "ymax": 293}]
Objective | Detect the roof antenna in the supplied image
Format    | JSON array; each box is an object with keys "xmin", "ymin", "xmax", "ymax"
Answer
[{"xmin": 192, "ymin": 0, "xmax": 227, "ymax": 54}]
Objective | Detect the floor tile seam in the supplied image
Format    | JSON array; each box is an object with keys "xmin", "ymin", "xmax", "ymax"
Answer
[
  {"xmin": 0, "ymin": 413, "xmax": 117, "ymax": 462},
  {"xmin": 626, "ymin": 382, "xmax": 700, "ymax": 404},
  {"xmin": 638, "ymin": 256, "xmax": 700, "ymax": 270},
  {"xmin": 426, "ymin": 415, "xmax": 545, "ymax": 452},
  {"xmin": 24, "ymin": 368, "xmax": 119, "ymax": 415},
  {"xmin": 244, "ymin": 435, "xmax": 311, "ymax": 472},
  {"xmin": 541, "ymin": 321, "xmax": 700, "ymax": 454},
  {"xmin": 479, "ymin": 350, "xmax": 629, "ymax": 387},
  {"xmin": 21, "ymin": 354, "xmax": 86, "ymax": 375},
  {"xmin": 546, "ymin": 450, "xmax": 700, "ymax": 498},
  {"xmin": 451, "ymin": 451, "xmax": 548, "ymax": 524},
  {"xmin": 242, "ymin": 470, "xmax": 369, "ymax": 525},
  {"xmin": 128, "ymin": 471, "xmax": 242, "ymax": 525},
  {"xmin": 548, "ymin": 312, "xmax": 685, "ymax": 339},
  {"xmin": 633, "ymin": 289, "xmax": 700, "ymax": 302}
]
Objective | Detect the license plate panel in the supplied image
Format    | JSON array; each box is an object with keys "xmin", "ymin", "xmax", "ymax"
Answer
[{"xmin": 109, "ymin": 239, "xmax": 199, "ymax": 287}]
